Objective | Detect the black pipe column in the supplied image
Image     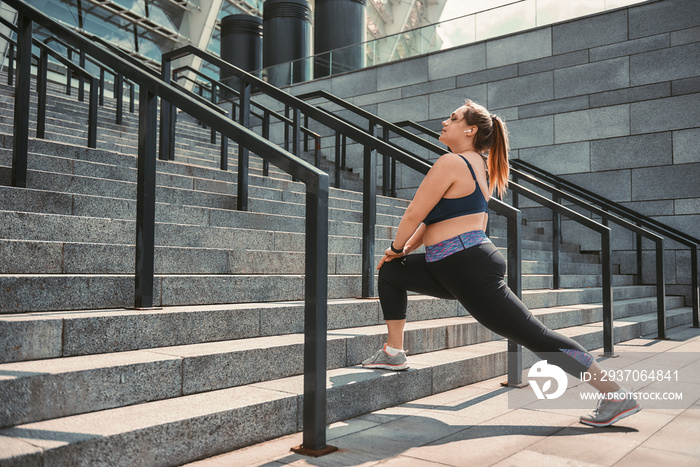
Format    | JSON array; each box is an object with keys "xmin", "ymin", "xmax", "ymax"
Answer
[
  {"xmin": 314, "ymin": 0, "xmax": 366, "ymax": 77},
  {"xmin": 263, "ymin": 0, "xmax": 312, "ymax": 87},
  {"xmin": 220, "ymin": 14, "xmax": 262, "ymax": 92}
]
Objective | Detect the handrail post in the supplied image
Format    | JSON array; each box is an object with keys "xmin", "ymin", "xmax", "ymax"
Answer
[
  {"xmin": 636, "ymin": 226, "xmax": 643, "ymax": 285},
  {"xmin": 362, "ymin": 125, "xmax": 377, "ymax": 297},
  {"xmin": 237, "ymin": 79, "xmax": 251, "ymax": 211},
  {"xmin": 691, "ymin": 245, "xmax": 699, "ymax": 328},
  {"xmin": 655, "ymin": 238, "xmax": 667, "ymax": 339},
  {"xmin": 11, "ymin": 13, "xmax": 31, "ymax": 188},
  {"xmin": 292, "ymin": 108, "xmax": 301, "ymax": 158},
  {"xmin": 87, "ymin": 77, "xmax": 98, "ymax": 148},
  {"xmin": 134, "ymin": 87, "xmax": 158, "ymax": 308},
  {"xmin": 341, "ymin": 134, "xmax": 347, "ymax": 170},
  {"xmin": 159, "ymin": 59, "xmax": 172, "ymax": 160},
  {"xmin": 506, "ymin": 208, "xmax": 523, "ymax": 387},
  {"xmin": 99, "ymin": 67, "xmax": 105, "ymax": 106},
  {"xmin": 382, "ymin": 125, "xmax": 389, "ymax": 196},
  {"xmin": 36, "ymin": 48, "xmax": 48, "ymax": 140},
  {"xmin": 66, "ymin": 48, "xmax": 71, "ymax": 96},
  {"xmin": 304, "ymin": 114, "xmax": 309, "ymax": 152},
  {"xmin": 115, "ymin": 73, "xmax": 123, "ymax": 124},
  {"xmin": 220, "ymin": 135, "xmax": 228, "ymax": 171},
  {"xmin": 298, "ymin": 174, "xmax": 334, "ymax": 454},
  {"xmin": 78, "ymin": 49, "xmax": 85, "ymax": 102},
  {"xmin": 7, "ymin": 44, "xmax": 14, "ymax": 85},
  {"xmin": 552, "ymin": 194, "xmax": 561, "ymax": 289},
  {"xmin": 168, "ymin": 102, "xmax": 177, "ymax": 160},
  {"xmin": 284, "ymin": 105, "xmax": 290, "ymax": 151},
  {"xmin": 262, "ymin": 110, "xmax": 270, "ymax": 177},
  {"xmin": 129, "ymin": 81, "xmax": 135, "ymax": 113},
  {"xmin": 314, "ymin": 136, "xmax": 321, "ymax": 168},
  {"xmin": 210, "ymin": 83, "xmax": 217, "ymax": 144},
  {"xmin": 601, "ymin": 229, "xmax": 615, "ymax": 356},
  {"xmin": 334, "ymin": 132, "xmax": 341, "ymax": 188}
]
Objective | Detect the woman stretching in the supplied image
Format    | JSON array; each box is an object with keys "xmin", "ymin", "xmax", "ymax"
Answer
[{"xmin": 362, "ymin": 100, "xmax": 641, "ymax": 427}]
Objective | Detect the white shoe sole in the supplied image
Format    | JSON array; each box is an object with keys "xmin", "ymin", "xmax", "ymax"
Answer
[
  {"xmin": 579, "ymin": 403, "xmax": 641, "ymax": 427},
  {"xmin": 362, "ymin": 362, "xmax": 410, "ymax": 371}
]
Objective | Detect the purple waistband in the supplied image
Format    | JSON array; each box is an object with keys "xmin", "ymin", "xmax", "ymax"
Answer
[{"xmin": 425, "ymin": 230, "xmax": 491, "ymax": 262}]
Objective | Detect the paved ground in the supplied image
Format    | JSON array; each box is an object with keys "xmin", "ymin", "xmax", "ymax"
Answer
[{"xmin": 183, "ymin": 326, "xmax": 700, "ymax": 467}]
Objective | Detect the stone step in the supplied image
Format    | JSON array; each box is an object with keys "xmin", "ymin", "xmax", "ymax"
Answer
[
  {"xmin": 0, "ymin": 133, "xmax": 410, "ymax": 211},
  {"xmin": 0, "ymin": 210, "xmax": 604, "ymax": 269},
  {"xmin": 3, "ymin": 293, "xmax": 682, "ymax": 365},
  {"xmin": 0, "ymin": 165, "xmax": 403, "ymax": 223},
  {"xmin": 0, "ymin": 123, "xmax": 233, "ymax": 167},
  {"xmin": 0, "ymin": 108, "xmax": 227, "ymax": 154},
  {"xmin": 0, "ymin": 93, "xmax": 336, "ymax": 163},
  {"xmin": 0, "ymin": 185, "xmax": 403, "ymax": 238},
  {"xmin": 0, "ymin": 94, "xmax": 214, "ymax": 134},
  {"xmin": 0, "ymin": 157, "xmax": 407, "ymax": 220},
  {"xmin": 0, "ymin": 265, "xmax": 661, "ymax": 313},
  {"xmin": 0, "ymin": 307, "xmax": 691, "ymax": 466},
  {"xmin": 0, "ymin": 238, "xmax": 622, "ymax": 279},
  {"xmin": 0, "ymin": 296, "xmax": 447, "ymax": 362},
  {"xmin": 0, "ymin": 90, "xmax": 367, "ymax": 189},
  {"xmin": 0, "ymin": 299, "xmax": 687, "ymax": 428}
]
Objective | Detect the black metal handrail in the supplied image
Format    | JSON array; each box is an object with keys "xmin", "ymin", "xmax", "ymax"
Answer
[
  {"xmin": 0, "ymin": 16, "xmax": 128, "ymax": 123},
  {"xmin": 0, "ymin": 24, "xmax": 98, "ymax": 173},
  {"xmin": 170, "ymin": 79, "xmax": 231, "ymax": 170},
  {"xmin": 161, "ymin": 44, "xmax": 436, "ymax": 299},
  {"xmin": 297, "ymin": 90, "xmax": 436, "ymax": 196},
  {"xmin": 160, "ymin": 45, "xmax": 526, "ymax": 304},
  {"xmin": 172, "ymin": 65, "xmax": 323, "ymax": 173},
  {"xmin": 33, "ymin": 38, "xmax": 98, "ymax": 147},
  {"xmin": 159, "ymin": 45, "xmax": 530, "ymax": 385},
  {"xmin": 5, "ymin": 0, "xmax": 331, "ymax": 453},
  {"xmin": 398, "ymin": 119, "xmax": 699, "ymax": 328},
  {"xmin": 510, "ymin": 181, "xmax": 616, "ymax": 354},
  {"xmin": 42, "ymin": 34, "xmax": 136, "ymax": 123},
  {"xmin": 174, "ymin": 65, "xmax": 323, "ymax": 143}
]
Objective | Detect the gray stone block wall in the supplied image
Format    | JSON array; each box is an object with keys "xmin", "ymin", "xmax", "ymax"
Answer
[{"xmin": 286, "ymin": 0, "xmax": 700, "ymax": 300}]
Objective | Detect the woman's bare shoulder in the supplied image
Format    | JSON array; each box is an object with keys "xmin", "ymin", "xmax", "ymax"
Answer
[{"xmin": 434, "ymin": 152, "xmax": 466, "ymax": 167}]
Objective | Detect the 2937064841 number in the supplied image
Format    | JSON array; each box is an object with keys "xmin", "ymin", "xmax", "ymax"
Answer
[{"xmin": 599, "ymin": 369, "xmax": 679, "ymax": 382}]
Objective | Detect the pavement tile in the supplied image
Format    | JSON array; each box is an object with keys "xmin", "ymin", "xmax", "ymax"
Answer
[
  {"xmin": 401, "ymin": 409, "xmax": 578, "ymax": 466},
  {"xmin": 363, "ymin": 455, "xmax": 452, "ymax": 466},
  {"xmin": 182, "ymin": 433, "xmax": 301, "ymax": 467},
  {"xmin": 327, "ymin": 419, "xmax": 380, "ymax": 441},
  {"xmin": 637, "ymin": 409, "xmax": 700, "ymax": 457},
  {"xmin": 613, "ymin": 446, "xmax": 700, "ymax": 467},
  {"xmin": 418, "ymin": 387, "xmax": 515, "ymax": 425},
  {"xmin": 348, "ymin": 410, "xmax": 471, "ymax": 445},
  {"xmin": 490, "ymin": 449, "xmax": 605, "ymax": 467},
  {"xmin": 526, "ymin": 410, "xmax": 674, "ymax": 465}
]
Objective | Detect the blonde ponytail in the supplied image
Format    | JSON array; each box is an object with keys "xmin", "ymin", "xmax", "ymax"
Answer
[
  {"xmin": 488, "ymin": 115, "xmax": 510, "ymax": 199},
  {"xmin": 462, "ymin": 101, "xmax": 511, "ymax": 198}
]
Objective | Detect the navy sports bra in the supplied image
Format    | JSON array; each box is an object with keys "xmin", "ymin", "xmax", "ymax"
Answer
[{"xmin": 423, "ymin": 155, "xmax": 489, "ymax": 225}]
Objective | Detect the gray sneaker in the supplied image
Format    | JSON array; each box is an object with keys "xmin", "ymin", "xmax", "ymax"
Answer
[
  {"xmin": 362, "ymin": 344, "xmax": 409, "ymax": 371},
  {"xmin": 580, "ymin": 390, "xmax": 641, "ymax": 427}
]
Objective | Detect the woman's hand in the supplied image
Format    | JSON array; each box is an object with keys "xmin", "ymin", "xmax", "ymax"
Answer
[{"xmin": 376, "ymin": 244, "xmax": 410, "ymax": 270}]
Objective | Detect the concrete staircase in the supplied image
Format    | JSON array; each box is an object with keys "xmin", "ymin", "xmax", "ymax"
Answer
[{"xmin": 0, "ymin": 76, "xmax": 694, "ymax": 466}]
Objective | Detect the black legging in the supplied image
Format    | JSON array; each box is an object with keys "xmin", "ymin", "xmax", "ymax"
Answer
[{"xmin": 378, "ymin": 241, "xmax": 594, "ymax": 377}]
